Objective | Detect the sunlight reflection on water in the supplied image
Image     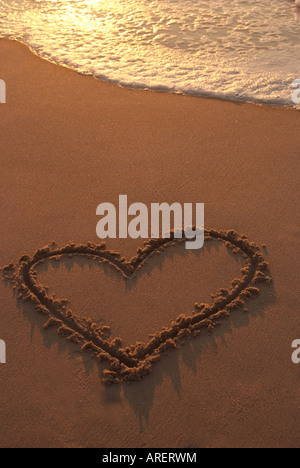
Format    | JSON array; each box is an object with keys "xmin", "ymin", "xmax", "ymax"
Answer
[{"xmin": 0, "ymin": 0, "xmax": 299, "ymax": 105}]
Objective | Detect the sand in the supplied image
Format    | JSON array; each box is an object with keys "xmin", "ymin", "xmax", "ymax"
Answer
[{"xmin": 0, "ymin": 38, "xmax": 299, "ymax": 448}]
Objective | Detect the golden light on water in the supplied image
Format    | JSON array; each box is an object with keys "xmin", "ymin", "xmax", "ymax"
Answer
[{"xmin": 3, "ymin": 0, "xmax": 299, "ymax": 104}]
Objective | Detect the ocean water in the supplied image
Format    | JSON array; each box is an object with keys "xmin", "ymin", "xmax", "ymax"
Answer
[{"xmin": 0, "ymin": 0, "xmax": 299, "ymax": 106}]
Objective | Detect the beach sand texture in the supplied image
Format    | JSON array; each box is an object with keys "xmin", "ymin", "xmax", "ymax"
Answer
[{"xmin": 0, "ymin": 39, "xmax": 299, "ymax": 447}]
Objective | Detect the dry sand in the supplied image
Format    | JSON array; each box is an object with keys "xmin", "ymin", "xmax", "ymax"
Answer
[{"xmin": 0, "ymin": 38, "xmax": 299, "ymax": 448}]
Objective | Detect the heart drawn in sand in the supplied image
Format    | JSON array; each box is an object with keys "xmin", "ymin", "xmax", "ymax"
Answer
[{"xmin": 2, "ymin": 228, "xmax": 271, "ymax": 384}]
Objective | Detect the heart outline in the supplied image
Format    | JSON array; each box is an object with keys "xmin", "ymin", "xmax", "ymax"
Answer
[{"xmin": 2, "ymin": 228, "xmax": 271, "ymax": 384}]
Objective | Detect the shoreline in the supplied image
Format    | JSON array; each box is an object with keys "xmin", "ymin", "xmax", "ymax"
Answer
[
  {"xmin": 1, "ymin": 37, "xmax": 298, "ymax": 111},
  {"xmin": 0, "ymin": 37, "xmax": 300, "ymax": 448}
]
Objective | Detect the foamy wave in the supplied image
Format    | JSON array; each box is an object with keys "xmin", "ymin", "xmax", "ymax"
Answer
[{"xmin": 0, "ymin": 0, "xmax": 299, "ymax": 106}]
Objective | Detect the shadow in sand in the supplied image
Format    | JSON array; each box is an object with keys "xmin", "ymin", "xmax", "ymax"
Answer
[
  {"xmin": 4, "ymin": 237, "xmax": 275, "ymax": 432},
  {"xmin": 118, "ymin": 279, "xmax": 275, "ymax": 433}
]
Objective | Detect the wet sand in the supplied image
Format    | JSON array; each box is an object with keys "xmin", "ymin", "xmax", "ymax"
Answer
[{"xmin": 0, "ymin": 38, "xmax": 299, "ymax": 447}]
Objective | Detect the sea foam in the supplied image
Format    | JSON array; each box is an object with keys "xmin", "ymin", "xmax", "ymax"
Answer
[{"xmin": 0, "ymin": 0, "xmax": 299, "ymax": 106}]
